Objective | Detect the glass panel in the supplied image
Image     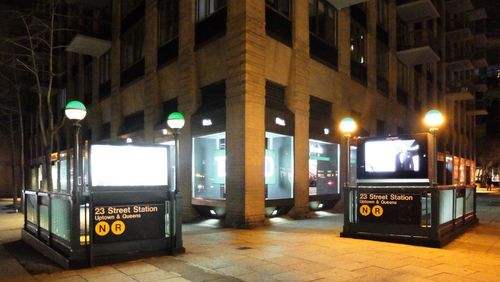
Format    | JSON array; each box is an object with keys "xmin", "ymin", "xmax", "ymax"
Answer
[
  {"xmin": 40, "ymin": 204, "xmax": 49, "ymax": 230},
  {"xmin": 60, "ymin": 159, "xmax": 68, "ymax": 192},
  {"xmin": 309, "ymin": 140, "xmax": 339, "ymax": 195},
  {"xmin": 465, "ymin": 188, "xmax": 474, "ymax": 214},
  {"xmin": 26, "ymin": 194, "xmax": 37, "ymax": 224},
  {"xmin": 31, "ymin": 168, "xmax": 37, "ymax": 190},
  {"xmin": 455, "ymin": 193, "xmax": 464, "ymax": 219},
  {"xmin": 80, "ymin": 204, "xmax": 90, "ymax": 245},
  {"xmin": 439, "ymin": 189, "xmax": 453, "ymax": 224},
  {"xmin": 51, "ymin": 162, "xmax": 58, "ymax": 191},
  {"xmin": 192, "ymin": 132, "xmax": 226, "ymax": 200},
  {"xmin": 349, "ymin": 146, "xmax": 357, "ymax": 185},
  {"xmin": 265, "ymin": 132, "xmax": 293, "ymax": 200},
  {"xmin": 51, "ymin": 197, "xmax": 71, "ymax": 241}
]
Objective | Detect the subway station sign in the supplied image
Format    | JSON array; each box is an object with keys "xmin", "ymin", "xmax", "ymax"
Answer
[
  {"xmin": 93, "ymin": 203, "xmax": 165, "ymax": 243},
  {"xmin": 357, "ymin": 192, "xmax": 421, "ymax": 225}
]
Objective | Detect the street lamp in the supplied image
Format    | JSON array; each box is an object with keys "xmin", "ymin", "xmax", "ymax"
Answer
[
  {"xmin": 166, "ymin": 111, "xmax": 185, "ymax": 254},
  {"xmin": 339, "ymin": 117, "xmax": 357, "ymax": 187},
  {"xmin": 424, "ymin": 109, "xmax": 444, "ymax": 185},
  {"xmin": 65, "ymin": 100, "xmax": 86, "ymax": 251},
  {"xmin": 65, "ymin": 100, "xmax": 87, "ymax": 201}
]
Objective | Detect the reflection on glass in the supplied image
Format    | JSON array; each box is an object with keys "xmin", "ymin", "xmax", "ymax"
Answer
[
  {"xmin": 192, "ymin": 132, "xmax": 226, "ymax": 200},
  {"xmin": 308, "ymin": 140, "xmax": 339, "ymax": 195},
  {"xmin": 265, "ymin": 132, "xmax": 293, "ymax": 200},
  {"xmin": 60, "ymin": 159, "xmax": 68, "ymax": 191}
]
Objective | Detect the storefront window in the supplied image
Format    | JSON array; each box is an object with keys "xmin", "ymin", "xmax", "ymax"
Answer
[
  {"xmin": 265, "ymin": 132, "xmax": 293, "ymax": 199},
  {"xmin": 309, "ymin": 140, "xmax": 339, "ymax": 195},
  {"xmin": 192, "ymin": 132, "xmax": 226, "ymax": 200}
]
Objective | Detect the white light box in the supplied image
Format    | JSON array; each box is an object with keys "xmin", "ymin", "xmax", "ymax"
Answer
[{"xmin": 90, "ymin": 144, "xmax": 168, "ymax": 187}]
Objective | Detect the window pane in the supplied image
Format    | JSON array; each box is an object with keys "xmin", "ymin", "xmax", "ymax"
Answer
[
  {"xmin": 192, "ymin": 132, "xmax": 226, "ymax": 200},
  {"xmin": 265, "ymin": 132, "xmax": 294, "ymax": 200},
  {"xmin": 309, "ymin": 140, "xmax": 339, "ymax": 196}
]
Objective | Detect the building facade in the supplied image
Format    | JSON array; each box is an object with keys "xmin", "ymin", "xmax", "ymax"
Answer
[{"xmin": 40, "ymin": 0, "xmax": 491, "ymax": 227}]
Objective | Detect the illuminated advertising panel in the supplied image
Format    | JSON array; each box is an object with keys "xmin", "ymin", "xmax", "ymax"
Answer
[{"xmin": 90, "ymin": 144, "xmax": 168, "ymax": 187}]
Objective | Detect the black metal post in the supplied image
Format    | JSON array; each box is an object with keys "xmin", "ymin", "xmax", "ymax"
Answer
[
  {"xmin": 430, "ymin": 129, "xmax": 437, "ymax": 185},
  {"xmin": 71, "ymin": 122, "xmax": 81, "ymax": 251},
  {"xmin": 170, "ymin": 129, "xmax": 184, "ymax": 254}
]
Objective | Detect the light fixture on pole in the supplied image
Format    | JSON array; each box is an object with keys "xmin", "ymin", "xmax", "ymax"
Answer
[
  {"xmin": 339, "ymin": 117, "xmax": 357, "ymax": 187},
  {"xmin": 65, "ymin": 100, "xmax": 86, "ymax": 251},
  {"xmin": 424, "ymin": 109, "xmax": 444, "ymax": 185},
  {"xmin": 65, "ymin": 100, "xmax": 87, "ymax": 201},
  {"xmin": 166, "ymin": 111, "xmax": 185, "ymax": 254}
]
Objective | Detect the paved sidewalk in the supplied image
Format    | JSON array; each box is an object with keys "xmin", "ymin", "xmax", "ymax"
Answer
[{"xmin": 1, "ymin": 192, "xmax": 499, "ymax": 281}]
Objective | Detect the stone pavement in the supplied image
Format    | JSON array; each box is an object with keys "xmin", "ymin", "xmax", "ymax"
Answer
[{"xmin": 0, "ymin": 191, "xmax": 499, "ymax": 282}]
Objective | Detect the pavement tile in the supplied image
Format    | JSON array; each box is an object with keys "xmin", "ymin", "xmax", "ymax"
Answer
[
  {"xmin": 387, "ymin": 273, "xmax": 435, "ymax": 282},
  {"xmin": 289, "ymin": 260, "xmax": 332, "ymax": 274},
  {"xmin": 367, "ymin": 257, "xmax": 411, "ymax": 269},
  {"xmin": 272, "ymin": 270, "xmax": 322, "ymax": 282},
  {"xmin": 325, "ymin": 260, "xmax": 369, "ymax": 271},
  {"xmin": 394, "ymin": 265, "xmax": 443, "ymax": 278},
  {"xmin": 428, "ymin": 272, "xmax": 480, "ymax": 282},
  {"xmin": 113, "ymin": 260, "xmax": 161, "ymax": 275},
  {"xmin": 34, "ymin": 275, "xmax": 87, "ymax": 282},
  {"xmin": 33, "ymin": 270, "xmax": 80, "ymax": 281},
  {"xmin": 429, "ymin": 263, "xmax": 478, "ymax": 276},
  {"xmin": 238, "ymin": 271, "xmax": 279, "ymax": 282},
  {"xmin": 315, "ymin": 267, "xmax": 365, "ymax": 281},
  {"xmin": 248, "ymin": 262, "xmax": 287, "ymax": 275},
  {"xmin": 77, "ymin": 265, "xmax": 122, "ymax": 279},
  {"xmin": 353, "ymin": 266, "xmax": 403, "ymax": 281},
  {"xmin": 163, "ymin": 277, "xmax": 192, "ymax": 282},
  {"xmin": 466, "ymin": 271, "xmax": 500, "ymax": 282},
  {"xmin": 84, "ymin": 272, "xmax": 137, "ymax": 282},
  {"xmin": 265, "ymin": 255, "xmax": 304, "ymax": 266},
  {"xmin": 131, "ymin": 269, "xmax": 180, "ymax": 282},
  {"xmin": 216, "ymin": 265, "xmax": 253, "ymax": 277}
]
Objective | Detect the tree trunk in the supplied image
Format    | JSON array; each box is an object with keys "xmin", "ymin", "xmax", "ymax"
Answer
[{"xmin": 9, "ymin": 114, "xmax": 18, "ymax": 210}]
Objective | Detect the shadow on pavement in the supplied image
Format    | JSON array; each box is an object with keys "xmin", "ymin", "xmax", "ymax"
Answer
[{"xmin": 3, "ymin": 240, "xmax": 62, "ymax": 275}]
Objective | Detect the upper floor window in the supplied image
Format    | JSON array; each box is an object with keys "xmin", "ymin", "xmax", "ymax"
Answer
[
  {"xmin": 159, "ymin": 0, "xmax": 179, "ymax": 46},
  {"xmin": 122, "ymin": 0, "xmax": 143, "ymax": 19},
  {"xmin": 121, "ymin": 20, "xmax": 145, "ymax": 71},
  {"xmin": 266, "ymin": 0, "xmax": 291, "ymax": 19},
  {"xmin": 377, "ymin": 0, "xmax": 388, "ymax": 30},
  {"xmin": 397, "ymin": 61, "xmax": 410, "ymax": 91},
  {"xmin": 99, "ymin": 51, "xmax": 110, "ymax": 84},
  {"xmin": 196, "ymin": 0, "xmax": 226, "ymax": 22},
  {"xmin": 309, "ymin": 0, "xmax": 337, "ymax": 47},
  {"xmin": 350, "ymin": 21, "xmax": 366, "ymax": 64}
]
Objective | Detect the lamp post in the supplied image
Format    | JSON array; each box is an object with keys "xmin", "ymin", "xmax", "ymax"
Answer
[
  {"xmin": 166, "ymin": 111, "xmax": 185, "ymax": 254},
  {"xmin": 65, "ymin": 100, "xmax": 86, "ymax": 251},
  {"xmin": 424, "ymin": 109, "xmax": 444, "ymax": 185},
  {"xmin": 65, "ymin": 100, "xmax": 87, "ymax": 202},
  {"xmin": 339, "ymin": 117, "xmax": 357, "ymax": 188}
]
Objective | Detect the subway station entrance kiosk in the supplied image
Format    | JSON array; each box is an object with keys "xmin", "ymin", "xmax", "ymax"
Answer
[
  {"xmin": 341, "ymin": 134, "xmax": 477, "ymax": 247},
  {"xmin": 23, "ymin": 143, "xmax": 183, "ymax": 268}
]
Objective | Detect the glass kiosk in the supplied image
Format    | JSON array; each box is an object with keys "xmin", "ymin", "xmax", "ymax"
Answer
[
  {"xmin": 22, "ymin": 143, "xmax": 182, "ymax": 268},
  {"xmin": 341, "ymin": 133, "xmax": 477, "ymax": 246}
]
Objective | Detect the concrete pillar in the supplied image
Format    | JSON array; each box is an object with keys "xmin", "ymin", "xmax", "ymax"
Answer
[
  {"xmin": 338, "ymin": 8, "xmax": 350, "ymax": 77},
  {"xmin": 288, "ymin": 0, "xmax": 310, "ymax": 218},
  {"xmin": 225, "ymin": 0, "xmax": 266, "ymax": 228},
  {"xmin": 143, "ymin": 0, "xmax": 160, "ymax": 142},
  {"xmin": 367, "ymin": 0, "xmax": 377, "ymax": 89},
  {"xmin": 177, "ymin": 0, "xmax": 198, "ymax": 221},
  {"xmin": 110, "ymin": 0, "xmax": 123, "ymax": 140}
]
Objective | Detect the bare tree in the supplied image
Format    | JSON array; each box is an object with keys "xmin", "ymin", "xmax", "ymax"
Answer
[{"xmin": 0, "ymin": 0, "xmax": 67, "ymax": 191}]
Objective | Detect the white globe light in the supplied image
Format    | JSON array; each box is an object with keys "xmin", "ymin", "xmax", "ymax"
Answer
[
  {"xmin": 167, "ymin": 112, "xmax": 185, "ymax": 129},
  {"xmin": 339, "ymin": 117, "xmax": 357, "ymax": 135},
  {"xmin": 424, "ymin": 109, "xmax": 444, "ymax": 130},
  {"xmin": 65, "ymin": 100, "xmax": 87, "ymax": 121}
]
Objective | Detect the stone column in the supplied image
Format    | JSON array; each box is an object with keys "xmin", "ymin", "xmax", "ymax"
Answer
[
  {"xmin": 110, "ymin": 0, "xmax": 123, "ymax": 140},
  {"xmin": 367, "ymin": 0, "xmax": 377, "ymax": 89},
  {"xmin": 288, "ymin": 0, "xmax": 310, "ymax": 218},
  {"xmin": 143, "ymin": 0, "xmax": 160, "ymax": 142},
  {"xmin": 225, "ymin": 0, "xmax": 266, "ymax": 228},
  {"xmin": 387, "ymin": 0, "xmax": 398, "ymax": 103},
  {"xmin": 177, "ymin": 0, "xmax": 198, "ymax": 221},
  {"xmin": 338, "ymin": 8, "xmax": 351, "ymax": 77}
]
